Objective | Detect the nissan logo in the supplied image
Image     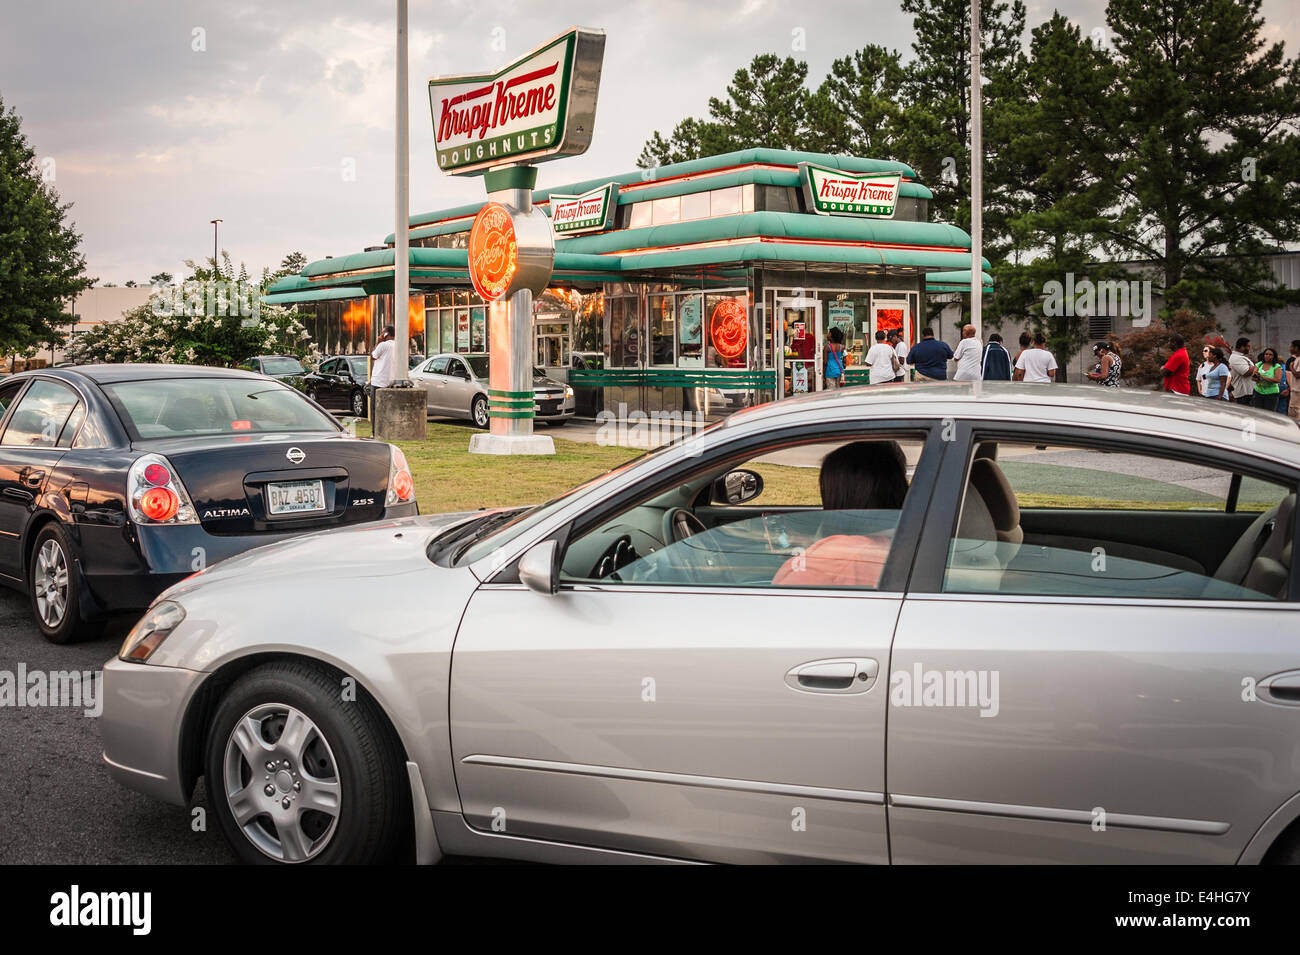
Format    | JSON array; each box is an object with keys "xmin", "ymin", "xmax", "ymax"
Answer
[{"xmin": 286, "ymin": 447, "xmax": 306, "ymax": 464}]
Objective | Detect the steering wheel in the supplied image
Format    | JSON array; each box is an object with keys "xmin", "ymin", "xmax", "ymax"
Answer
[
  {"xmin": 663, "ymin": 507, "xmax": 707, "ymax": 544},
  {"xmin": 591, "ymin": 534, "xmax": 638, "ymax": 580}
]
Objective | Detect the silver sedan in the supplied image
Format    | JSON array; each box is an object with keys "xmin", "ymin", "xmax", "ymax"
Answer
[
  {"xmin": 410, "ymin": 352, "xmax": 574, "ymax": 428},
  {"xmin": 101, "ymin": 384, "xmax": 1300, "ymax": 864}
]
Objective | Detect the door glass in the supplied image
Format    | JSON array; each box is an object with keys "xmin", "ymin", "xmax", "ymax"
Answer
[
  {"xmin": 782, "ymin": 306, "xmax": 820, "ymax": 395},
  {"xmin": 942, "ymin": 440, "xmax": 1294, "ymax": 600},
  {"xmin": 430, "ymin": 357, "xmax": 451, "ymax": 375},
  {"xmin": 2, "ymin": 380, "xmax": 80, "ymax": 448},
  {"xmin": 560, "ymin": 434, "xmax": 930, "ymax": 591}
]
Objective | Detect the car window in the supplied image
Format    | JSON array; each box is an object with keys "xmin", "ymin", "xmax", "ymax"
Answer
[
  {"xmin": 56, "ymin": 402, "xmax": 85, "ymax": 448},
  {"xmin": 942, "ymin": 440, "xmax": 1295, "ymax": 601},
  {"xmin": 347, "ymin": 358, "xmax": 368, "ymax": 379},
  {"xmin": 559, "ymin": 434, "xmax": 932, "ymax": 591},
  {"xmin": 0, "ymin": 379, "xmax": 25, "ymax": 419},
  {"xmin": 2, "ymin": 380, "xmax": 81, "ymax": 448},
  {"xmin": 105, "ymin": 379, "xmax": 339, "ymax": 438},
  {"xmin": 429, "ymin": 357, "xmax": 451, "ymax": 375},
  {"xmin": 261, "ymin": 357, "xmax": 305, "ymax": 376},
  {"xmin": 465, "ymin": 355, "xmax": 490, "ymax": 378},
  {"xmin": 238, "ymin": 361, "xmax": 258, "ymax": 372}
]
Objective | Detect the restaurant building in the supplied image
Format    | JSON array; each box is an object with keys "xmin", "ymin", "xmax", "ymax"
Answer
[{"xmin": 263, "ymin": 147, "xmax": 990, "ymax": 415}]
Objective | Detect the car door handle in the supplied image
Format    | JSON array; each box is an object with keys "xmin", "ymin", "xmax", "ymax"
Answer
[
  {"xmin": 785, "ymin": 658, "xmax": 879, "ymax": 694},
  {"xmin": 1258, "ymin": 670, "xmax": 1300, "ymax": 706},
  {"xmin": 24, "ymin": 469, "xmax": 44, "ymax": 488}
]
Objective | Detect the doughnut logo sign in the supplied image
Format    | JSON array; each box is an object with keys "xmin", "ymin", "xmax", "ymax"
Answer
[
  {"xmin": 468, "ymin": 203, "xmax": 518, "ymax": 301},
  {"xmin": 800, "ymin": 162, "xmax": 902, "ymax": 219},
  {"xmin": 709, "ymin": 299, "xmax": 748, "ymax": 361}
]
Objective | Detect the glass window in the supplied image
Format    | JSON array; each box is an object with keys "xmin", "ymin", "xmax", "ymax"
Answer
[
  {"xmin": 705, "ymin": 293, "xmax": 750, "ymax": 369},
  {"xmin": 465, "ymin": 355, "xmax": 490, "ymax": 379},
  {"xmin": 429, "ymin": 357, "xmax": 451, "ymax": 375},
  {"xmin": 2, "ymin": 380, "xmax": 81, "ymax": 448},
  {"xmin": 347, "ymin": 357, "xmax": 368, "ymax": 379},
  {"xmin": 677, "ymin": 293, "xmax": 703, "ymax": 367},
  {"xmin": 942, "ymin": 440, "xmax": 1294, "ymax": 601},
  {"xmin": 439, "ymin": 312, "xmax": 454, "ymax": 352},
  {"xmin": 649, "ymin": 295, "xmax": 675, "ymax": 367},
  {"xmin": 57, "ymin": 403, "xmax": 85, "ymax": 448},
  {"xmin": 628, "ymin": 202, "xmax": 651, "ymax": 229},
  {"xmin": 559, "ymin": 435, "xmax": 929, "ymax": 591},
  {"xmin": 741, "ymin": 183, "xmax": 755, "ymax": 213},
  {"xmin": 710, "ymin": 186, "xmax": 742, "ymax": 217},
  {"xmin": 651, "ymin": 196, "xmax": 680, "ymax": 225},
  {"xmin": 680, "ymin": 191, "xmax": 710, "ymax": 221},
  {"xmin": 260, "ymin": 357, "xmax": 306, "ymax": 376},
  {"xmin": 609, "ymin": 297, "xmax": 641, "ymax": 368},
  {"xmin": 470, "ymin": 307, "xmax": 486, "ymax": 350},
  {"xmin": 105, "ymin": 379, "xmax": 337, "ymax": 439}
]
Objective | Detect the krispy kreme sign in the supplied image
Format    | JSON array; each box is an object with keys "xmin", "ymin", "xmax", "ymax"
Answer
[
  {"xmin": 428, "ymin": 28, "xmax": 605, "ymax": 176},
  {"xmin": 799, "ymin": 162, "xmax": 902, "ymax": 218},
  {"xmin": 547, "ymin": 182, "xmax": 617, "ymax": 235}
]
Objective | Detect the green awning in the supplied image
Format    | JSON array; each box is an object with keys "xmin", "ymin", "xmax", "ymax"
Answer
[
  {"xmin": 260, "ymin": 286, "xmax": 368, "ymax": 304},
  {"xmin": 926, "ymin": 269, "xmax": 993, "ymax": 292}
]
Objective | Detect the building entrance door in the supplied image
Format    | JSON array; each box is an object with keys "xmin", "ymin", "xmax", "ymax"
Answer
[{"xmin": 779, "ymin": 299, "xmax": 823, "ymax": 397}]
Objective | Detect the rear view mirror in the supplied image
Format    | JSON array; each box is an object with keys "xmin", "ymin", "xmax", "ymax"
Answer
[
  {"xmin": 519, "ymin": 540, "xmax": 558, "ymax": 595},
  {"xmin": 712, "ymin": 468, "xmax": 764, "ymax": 505}
]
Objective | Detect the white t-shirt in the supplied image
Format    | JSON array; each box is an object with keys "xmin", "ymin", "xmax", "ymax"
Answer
[
  {"xmin": 952, "ymin": 337, "xmax": 982, "ymax": 381},
  {"xmin": 1015, "ymin": 347, "xmax": 1058, "ymax": 383},
  {"xmin": 370, "ymin": 339, "xmax": 395, "ymax": 388},
  {"xmin": 894, "ymin": 341, "xmax": 908, "ymax": 367},
  {"xmin": 866, "ymin": 342, "xmax": 898, "ymax": 384},
  {"xmin": 1228, "ymin": 351, "xmax": 1253, "ymax": 400}
]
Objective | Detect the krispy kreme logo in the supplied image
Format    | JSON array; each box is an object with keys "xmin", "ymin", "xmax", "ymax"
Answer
[
  {"xmin": 468, "ymin": 203, "xmax": 518, "ymax": 301},
  {"xmin": 548, "ymin": 183, "xmax": 617, "ymax": 234},
  {"xmin": 800, "ymin": 162, "xmax": 902, "ymax": 218},
  {"xmin": 437, "ymin": 63, "xmax": 559, "ymax": 145}
]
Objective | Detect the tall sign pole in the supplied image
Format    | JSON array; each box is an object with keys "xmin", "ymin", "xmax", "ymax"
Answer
[
  {"xmin": 393, "ymin": 0, "xmax": 410, "ymax": 382},
  {"xmin": 428, "ymin": 27, "xmax": 605, "ymax": 455},
  {"xmin": 970, "ymin": 0, "xmax": 983, "ymax": 339}
]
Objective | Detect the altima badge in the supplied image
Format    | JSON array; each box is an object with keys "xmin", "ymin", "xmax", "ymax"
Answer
[{"xmin": 286, "ymin": 447, "xmax": 306, "ymax": 464}]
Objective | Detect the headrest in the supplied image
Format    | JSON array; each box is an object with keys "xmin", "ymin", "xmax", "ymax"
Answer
[{"xmin": 969, "ymin": 458, "xmax": 1021, "ymax": 537}]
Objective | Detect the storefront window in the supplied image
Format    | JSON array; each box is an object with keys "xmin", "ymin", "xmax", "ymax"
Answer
[
  {"xmin": 648, "ymin": 295, "xmax": 675, "ymax": 366},
  {"xmin": 677, "ymin": 293, "xmax": 703, "ymax": 367},
  {"xmin": 574, "ymin": 295, "xmax": 603, "ymax": 354},
  {"xmin": 610, "ymin": 296, "xmax": 641, "ymax": 367},
  {"xmin": 439, "ymin": 312, "xmax": 454, "ymax": 352},
  {"xmin": 681, "ymin": 192, "xmax": 710, "ymax": 222},
  {"xmin": 710, "ymin": 187, "xmax": 742, "ymax": 217},
  {"xmin": 628, "ymin": 202, "xmax": 651, "ymax": 229},
  {"xmin": 651, "ymin": 196, "xmax": 681, "ymax": 225},
  {"xmin": 704, "ymin": 292, "xmax": 750, "ymax": 369},
  {"xmin": 470, "ymin": 307, "xmax": 486, "ymax": 351}
]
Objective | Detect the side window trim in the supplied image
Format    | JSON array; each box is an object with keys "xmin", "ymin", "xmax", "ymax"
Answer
[{"xmin": 0, "ymin": 378, "xmax": 82, "ymax": 450}]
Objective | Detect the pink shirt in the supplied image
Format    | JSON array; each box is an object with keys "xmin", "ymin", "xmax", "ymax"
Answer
[{"xmin": 772, "ymin": 534, "xmax": 890, "ymax": 588}]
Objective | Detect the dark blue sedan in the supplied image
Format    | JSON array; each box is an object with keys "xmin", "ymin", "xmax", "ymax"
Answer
[{"xmin": 0, "ymin": 364, "xmax": 417, "ymax": 643}]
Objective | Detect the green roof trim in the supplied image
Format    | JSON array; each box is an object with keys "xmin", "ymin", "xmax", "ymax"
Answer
[
  {"xmin": 261, "ymin": 286, "xmax": 368, "ymax": 305},
  {"xmin": 925, "ymin": 268, "xmax": 994, "ymax": 292}
]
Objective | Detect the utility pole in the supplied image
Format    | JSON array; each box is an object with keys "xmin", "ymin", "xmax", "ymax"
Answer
[
  {"xmin": 393, "ymin": 0, "xmax": 410, "ymax": 382},
  {"xmin": 210, "ymin": 218, "xmax": 223, "ymax": 275},
  {"xmin": 969, "ymin": 0, "xmax": 983, "ymax": 339}
]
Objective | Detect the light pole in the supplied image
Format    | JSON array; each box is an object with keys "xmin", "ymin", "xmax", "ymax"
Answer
[
  {"xmin": 393, "ymin": 0, "xmax": 410, "ymax": 383},
  {"xmin": 210, "ymin": 218, "xmax": 223, "ymax": 274},
  {"xmin": 970, "ymin": 0, "xmax": 982, "ymax": 339}
]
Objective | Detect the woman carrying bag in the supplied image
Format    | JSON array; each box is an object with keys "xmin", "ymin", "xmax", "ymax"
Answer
[{"xmin": 825, "ymin": 326, "xmax": 847, "ymax": 389}]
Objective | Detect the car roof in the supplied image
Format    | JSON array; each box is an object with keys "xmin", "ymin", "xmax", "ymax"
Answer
[
  {"xmin": 721, "ymin": 382, "xmax": 1300, "ymax": 466},
  {"xmin": 22, "ymin": 364, "xmax": 267, "ymax": 385}
]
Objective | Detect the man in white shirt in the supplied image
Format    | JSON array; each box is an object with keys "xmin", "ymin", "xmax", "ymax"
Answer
[
  {"xmin": 865, "ymin": 330, "xmax": 899, "ymax": 385},
  {"xmin": 370, "ymin": 325, "xmax": 396, "ymax": 389},
  {"xmin": 889, "ymin": 331, "xmax": 908, "ymax": 382},
  {"xmin": 1013, "ymin": 333, "xmax": 1058, "ymax": 383},
  {"xmin": 951, "ymin": 324, "xmax": 982, "ymax": 381}
]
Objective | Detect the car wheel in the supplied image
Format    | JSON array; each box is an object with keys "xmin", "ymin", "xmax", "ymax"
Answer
[
  {"xmin": 350, "ymin": 390, "xmax": 366, "ymax": 417},
  {"xmin": 547, "ymin": 418, "xmax": 568, "ymax": 427},
  {"xmin": 29, "ymin": 523, "xmax": 104, "ymax": 644},
  {"xmin": 307, "ymin": 388, "xmax": 320, "ymax": 403},
  {"xmin": 471, "ymin": 395, "xmax": 489, "ymax": 429},
  {"xmin": 205, "ymin": 661, "xmax": 407, "ymax": 865}
]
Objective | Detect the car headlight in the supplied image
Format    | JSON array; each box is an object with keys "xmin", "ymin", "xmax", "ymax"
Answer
[
  {"xmin": 119, "ymin": 600, "xmax": 186, "ymax": 662},
  {"xmin": 564, "ymin": 385, "xmax": 574, "ymax": 398}
]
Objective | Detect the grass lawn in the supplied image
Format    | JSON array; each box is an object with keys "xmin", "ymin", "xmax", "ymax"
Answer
[{"xmin": 353, "ymin": 420, "xmax": 643, "ymax": 512}]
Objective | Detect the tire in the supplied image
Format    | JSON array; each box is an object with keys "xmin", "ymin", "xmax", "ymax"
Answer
[
  {"xmin": 205, "ymin": 661, "xmax": 408, "ymax": 865},
  {"xmin": 471, "ymin": 395, "xmax": 489, "ymax": 429},
  {"xmin": 307, "ymin": 388, "xmax": 320, "ymax": 403},
  {"xmin": 546, "ymin": 418, "xmax": 568, "ymax": 428},
  {"xmin": 350, "ymin": 389, "xmax": 366, "ymax": 417},
  {"xmin": 29, "ymin": 522, "xmax": 105, "ymax": 644}
]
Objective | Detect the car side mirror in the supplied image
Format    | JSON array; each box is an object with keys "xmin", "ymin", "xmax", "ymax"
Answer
[
  {"xmin": 712, "ymin": 468, "xmax": 764, "ymax": 505},
  {"xmin": 518, "ymin": 539, "xmax": 558, "ymax": 595}
]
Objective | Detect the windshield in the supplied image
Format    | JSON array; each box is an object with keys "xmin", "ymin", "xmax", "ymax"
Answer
[
  {"xmin": 347, "ymin": 357, "xmax": 368, "ymax": 378},
  {"xmin": 106, "ymin": 378, "xmax": 340, "ymax": 439},
  {"xmin": 465, "ymin": 355, "xmax": 490, "ymax": 379},
  {"xmin": 261, "ymin": 357, "xmax": 305, "ymax": 376}
]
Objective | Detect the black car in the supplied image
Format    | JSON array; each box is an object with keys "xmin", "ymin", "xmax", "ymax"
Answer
[
  {"xmin": 302, "ymin": 355, "xmax": 370, "ymax": 417},
  {"xmin": 0, "ymin": 365, "xmax": 417, "ymax": 643},
  {"xmin": 238, "ymin": 355, "xmax": 310, "ymax": 393}
]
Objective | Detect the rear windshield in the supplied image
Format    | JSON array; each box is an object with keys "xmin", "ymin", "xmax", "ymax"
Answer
[
  {"xmin": 105, "ymin": 378, "xmax": 340, "ymax": 438},
  {"xmin": 465, "ymin": 355, "xmax": 490, "ymax": 379},
  {"xmin": 261, "ymin": 357, "xmax": 305, "ymax": 376},
  {"xmin": 347, "ymin": 357, "xmax": 369, "ymax": 378}
]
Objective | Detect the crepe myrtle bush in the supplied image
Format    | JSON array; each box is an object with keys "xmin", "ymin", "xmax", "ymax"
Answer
[
  {"xmin": 1112, "ymin": 308, "xmax": 1217, "ymax": 387},
  {"xmin": 66, "ymin": 297, "xmax": 312, "ymax": 367}
]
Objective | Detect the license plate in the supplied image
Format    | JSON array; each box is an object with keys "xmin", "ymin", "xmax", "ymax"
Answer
[{"xmin": 267, "ymin": 480, "xmax": 326, "ymax": 516}]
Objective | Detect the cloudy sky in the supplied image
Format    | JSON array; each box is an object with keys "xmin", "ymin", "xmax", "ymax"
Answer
[{"xmin": 2, "ymin": 0, "xmax": 1297, "ymax": 284}]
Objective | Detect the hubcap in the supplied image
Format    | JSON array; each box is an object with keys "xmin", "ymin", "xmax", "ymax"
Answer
[
  {"xmin": 222, "ymin": 703, "xmax": 341, "ymax": 863},
  {"xmin": 352, "ymin": 393, "xmax": 364, "ymax": 415},
  {"xmin": 475, "ymin": 402, "xmax": 487, "ymax": 426},
  {"xmin": 34, "ymin": 539, "xmax": 68, "ymax": 628}
]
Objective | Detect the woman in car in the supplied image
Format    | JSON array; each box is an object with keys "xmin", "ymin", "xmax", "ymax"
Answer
[{"xmin": 771, "ymin": 440, "xmax": 907, "ymax": 588}]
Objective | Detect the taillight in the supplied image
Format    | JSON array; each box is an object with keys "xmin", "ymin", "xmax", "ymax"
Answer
[
  {"xmin": 385, "ymin": 445, "xmax": 415, "ymax": 505},
  {"xmin": 127, "ymin": 454, "xmax": 199, "ymax": 525}
]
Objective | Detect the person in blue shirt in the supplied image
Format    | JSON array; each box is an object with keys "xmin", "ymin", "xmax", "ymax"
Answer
[
  {"xmin": 981, "ymin": 333, "xmax": 1012, "ymax": 380},
  {"xmin": 907, "ymin": 327, "xmax": 954, "ymax": 381}
]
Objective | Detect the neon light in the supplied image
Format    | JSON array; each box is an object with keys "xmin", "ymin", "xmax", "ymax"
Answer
[
  {"xmin": 709, "ymin": 299, "xmax": 748, "ymax": 361},
  {"xmin": 468, "ymin": 203, "xmax": 518, "ymax": 301}
]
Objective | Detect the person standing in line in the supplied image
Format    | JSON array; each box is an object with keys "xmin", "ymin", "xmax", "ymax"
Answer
[
  {"xmin": 1086, "ymin": 341, "xmax": 1122, "ymax": 387},
  {"xmin": 1228, "ymin": 337, "xmax": 1255, "ymax": 404},
  {"xmin": 1013, "ymin": 331, "xmax": 1033, "ymax": 367},
  {"xmin": 951, "ymin": 324, "xmax": 982, "ymax": 382},
  {"xmin": 1286, "ymin": 340, "xmax": 1300, "ymax": 422},
  {"xmin": 981, "ymin": 332, "xmax": 1012, "ymax": 381},
  {"xmin": 888, "ymin": 330, "xmax": 909, "ymax": 382},
  {"xmin": 1160, "ymin": 334, "xmax": 1191, "ymax": 395},
  {"xmin": 865, "ymin": 330, "xmax": 900, "ymax": 385},
  {"xmin": 369, "ymin": 324, "xmax": 396, "ymax": 421},
  {"xmin": 1013, "ymin": 332, "xmax": 1058, "ymax": 382},
  {"xmin": 906, "ymin": 327, "xmax": 953, "ymax": 381},
  {"xmin": 1251, "ymin": 347, "xmax": 1284, "ymax": 411},
  {"xmin": 1195, "ymin": 346, "xmax": 1231, "ymax": 400},
  {"xmin": 824, "ymin": 326, "xmax": 847, "ymax": 389},
  {"xmin": 1274, "ymin": 344, "xmax": 1291, "ymax": 413}
]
